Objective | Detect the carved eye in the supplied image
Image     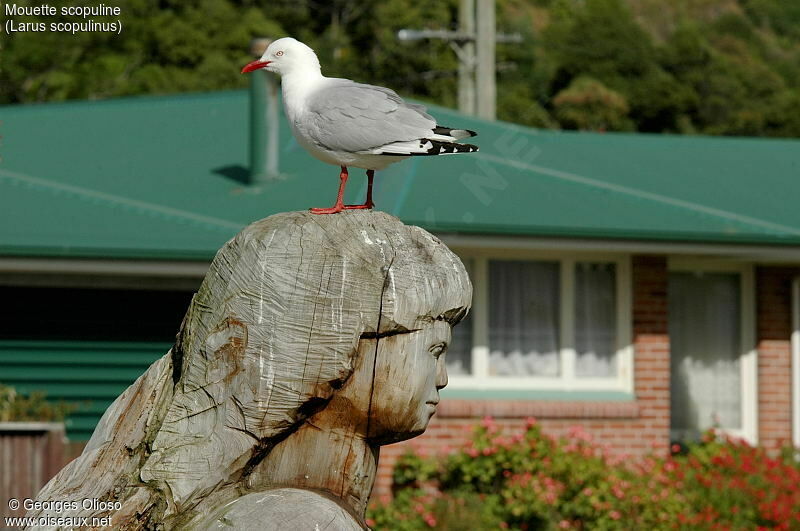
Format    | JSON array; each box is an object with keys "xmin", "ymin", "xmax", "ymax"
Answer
[
  {"xmin": 276, "ymin": 51, "xmax": 284, "ymax": 57},
  {"xmin": 429, "ymin": 342, "xmax": 448, "ymax": 359}
]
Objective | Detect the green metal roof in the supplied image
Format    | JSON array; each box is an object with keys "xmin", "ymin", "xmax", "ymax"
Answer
[
  {"xmin": 0, "ymin": 340, "xmax": 166, "ymax": 440},
  {"xmin": 2, "ymin": 90, "xmax": 800, "ymax": 260}
]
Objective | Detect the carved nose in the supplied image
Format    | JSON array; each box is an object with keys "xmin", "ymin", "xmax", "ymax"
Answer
[{"xmin": 435, "ymin": 357, "xmax": 448, "ymax": 390}]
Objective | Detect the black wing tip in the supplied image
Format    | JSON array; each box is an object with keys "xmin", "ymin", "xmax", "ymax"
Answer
[
  {"xmin": 375, "ymin": 140, "xmax": 479, "ymax": 156},
  {"xmin": 425, "ymin": 139, "xmax": 479, "ymax": 155},
  {"xmin": 433, "ymin": 126, "xmax": 478, "ymax": 138}
]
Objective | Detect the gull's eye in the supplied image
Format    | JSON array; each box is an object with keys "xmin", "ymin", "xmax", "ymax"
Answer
[
  {"xmin": 429, "ymin": 342, "xmax": 448, "ymax": 359},
  {"xmin": 275, "ymin": 51, "xmax": 284, "ymax": 57}
]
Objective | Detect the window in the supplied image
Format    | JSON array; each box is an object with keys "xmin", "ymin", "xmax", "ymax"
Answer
[
  {"xmin": 446, "ymin": 253, "xmax": 632, "ymax": 392},
  {"xmin": 488, "ymin": 260, "xmax": 560, "ymax": 377},
  {"xmin": 668, "ymin": 261, "xmax": 756, "ymax": 444}
]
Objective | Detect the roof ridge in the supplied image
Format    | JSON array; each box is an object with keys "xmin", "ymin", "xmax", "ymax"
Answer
[
  {"xmin": 478, "ymin": 153, "xmax": 800, "ymax": 237},
  {"xmin": 0, "ymin": 168, "xmax": 244, "ymax": 232}
]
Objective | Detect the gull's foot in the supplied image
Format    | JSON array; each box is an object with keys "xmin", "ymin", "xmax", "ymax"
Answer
[
  {"xmin": 343, "ymin": 203, "xmax": 374, "ymax": 210},
  {"xmin": 310, "ymin": 204, "xmax": 345, "ymax": 214}
]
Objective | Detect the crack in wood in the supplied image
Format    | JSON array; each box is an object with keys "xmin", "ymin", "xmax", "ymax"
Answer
[{"xmin": 359, "ymin": 326, "xmax": 420, "ymax": 339}]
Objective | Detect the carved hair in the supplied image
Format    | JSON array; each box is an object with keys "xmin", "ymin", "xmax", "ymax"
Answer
[{"xmin": 140, "ymin": 212, "xmax": 472, "ymax": 508}]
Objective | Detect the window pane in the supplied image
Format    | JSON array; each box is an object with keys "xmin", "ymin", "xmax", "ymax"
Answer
[
  {"xmin": 447, "ymin": 259, "xmax": 473, "ymax": 376},
  {"xmin": 489, "ymin": 260, "xmax": 560, "ymax": 376},
  {"xmin": 669, "ymin": 272, "xmax": 741, "ymax": 441},
  {"xmin": 575, "ymin": 263, "xmax": 617, "ymax": 377}
]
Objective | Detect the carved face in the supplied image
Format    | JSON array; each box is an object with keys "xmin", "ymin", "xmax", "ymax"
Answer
[{"xmin": 363, "ymin": 320, "xmax": 451, "ymax": 444}]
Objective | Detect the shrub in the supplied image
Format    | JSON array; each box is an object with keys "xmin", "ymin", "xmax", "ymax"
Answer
[
  {"xmin": 0, "ymin": 384, "xmax": 78, "ymax": 422},
  {"xmin": 367, "ymin": 418, "xmax": 800, "ymax": 530},
  {"xmin": 552, "ymin": 77, "xmax": 633, "ymax": 132}
]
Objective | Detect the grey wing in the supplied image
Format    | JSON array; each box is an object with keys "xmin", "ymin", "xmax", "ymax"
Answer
[{"xmin": 306, "ymin": 80, "xmax": 436, "ymax": 153}]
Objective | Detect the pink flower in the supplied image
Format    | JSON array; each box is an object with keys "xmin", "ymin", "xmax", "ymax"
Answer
[
  {"xmin": 558, "ymin": 520, "xmax": 571, "ymax": 529},
  {"xmin": 567, "ymin": 425, "xmax": 593, "ymax": 442},
  {"xmin": 467, "ymin": 448, "xmax": 479, "ymax": 458},
  {"xmin": 609, "ymin": 510, "xmax": 621, "ymax": 520},
  {"xmin": 525, "ymin": 417, "xmax": 538, "ymax": 428},
  {"xmin": 366, "ymin": 518, "xmax": 376, "ymax": 527},
  {"xmin": 492, "ymin": 436, "xmax": 512, "ymax": 448}
]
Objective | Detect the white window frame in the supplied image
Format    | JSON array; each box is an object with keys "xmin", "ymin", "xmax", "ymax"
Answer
[
  {"xmin": 448, "ymin": 248, "xmax": 633, "ymax": 393},
  {"xmin": 668, "ymin": 258, "xmax": 757, "ymax": 444},
  {"xmin": 792, "ymin": 277, "xmax": 800, "ymax": 449}
]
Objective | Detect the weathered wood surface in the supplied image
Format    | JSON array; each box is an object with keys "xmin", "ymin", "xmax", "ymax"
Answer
[{"xmin": 28, "ymin": 210, "xmax": 471, "ymax": 530}]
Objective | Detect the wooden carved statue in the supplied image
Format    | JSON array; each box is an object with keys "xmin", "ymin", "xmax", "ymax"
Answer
[{"xmin": 28, "ymin": 210, "xmax": 472, "ymax": 529}]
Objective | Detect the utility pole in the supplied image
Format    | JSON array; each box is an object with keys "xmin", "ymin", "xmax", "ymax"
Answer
[
  {"xmin": 458, "ymin": 0, "xmax": 476, "ymax": 116},
  {"xmin": 398, "ymin": 0, "xmax": 517, "ymax": 120},
  {"xmin": 476, "ymin": 0, "xmax": 496, "ymax": 120}
]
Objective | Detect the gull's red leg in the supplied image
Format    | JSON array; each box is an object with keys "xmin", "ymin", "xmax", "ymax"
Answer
[
  {"xmin": 344, "ymin": 169, "xmax": 375, "ymax": 210},
  {"xmin": 311, "ymin": 166, "xmax": 348, "ymax": 214}
]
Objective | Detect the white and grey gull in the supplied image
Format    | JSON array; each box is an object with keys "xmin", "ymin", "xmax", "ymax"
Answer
[{"xmin": 241, "ymin": 37, "xmax": 479, "ymax": 214}]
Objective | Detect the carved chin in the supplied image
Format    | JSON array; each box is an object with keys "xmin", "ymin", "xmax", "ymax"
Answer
[
  {"xmin": 371, "ymin": 426, "xmax": 427, "ymax": 445},
  {"xmin": 368, "ymin": 409, "xmax": 431, "ymax": 444}
]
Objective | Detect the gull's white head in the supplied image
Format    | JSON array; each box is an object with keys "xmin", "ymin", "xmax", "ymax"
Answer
[{"xmin": 241, "ymin": 37, "xmax": 320, "ymax": 77}]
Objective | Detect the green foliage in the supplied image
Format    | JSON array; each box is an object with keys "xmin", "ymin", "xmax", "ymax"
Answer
[
  {"xmin": 498, "ymin": 82, "xmax": 559, "ymax": 129},
  {"xmin": 0, "ymin": 384, "xmax": 78, "ymax": 422},
  {"xmin": 552, "ymin": 77, "xmax": 632, "ymax": 131},
  {"xmin": 2, "ymin": 0, "xmax": 800, "ymax": 137},
  {"xmin": 392, "ymin": 451, "xmax": 441, "ymax": 491},
  {"xmin": 367, "ymin": 418, "xmax": 800, "ymax": 530},
  {"xmin": 368, "ymin": 488, "xmax": 505, "ymax": 530},
  {"xmin": 742, "ymin": 0, "xmax": 800, "ymax": 40},
  {"xmin": 0, "ymin": 0, "xmax": 284, "ymax": 102}
]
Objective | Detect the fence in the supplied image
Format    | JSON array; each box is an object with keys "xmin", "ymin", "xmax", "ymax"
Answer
[{"xmin": 0, "ymin": 423, "xmax": 66, "ymax": 519}]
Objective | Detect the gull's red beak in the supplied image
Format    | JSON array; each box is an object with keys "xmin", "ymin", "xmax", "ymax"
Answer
[{"xmin": 241, "ymin": 60, "xmax": 271, "ymax": 74}]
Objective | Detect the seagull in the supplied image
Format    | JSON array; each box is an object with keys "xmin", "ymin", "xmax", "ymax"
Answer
[{"xmin": 242, "ymin": 37, "xmax": 479, "ymax": 214}]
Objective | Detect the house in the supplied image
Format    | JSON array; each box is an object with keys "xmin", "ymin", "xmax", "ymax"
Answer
[{"xmin": 1, "ymin": 89, "xmax": 799, "ymax": 499}]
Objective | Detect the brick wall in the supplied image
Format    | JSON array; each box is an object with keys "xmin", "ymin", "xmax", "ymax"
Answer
[
  {"xmin": 370, "ymin": 255, "xmax": 672, "ymax": 501},
  {"xmin": 756, "ymin": 266, "xmax": 799, "ymax": 450}
]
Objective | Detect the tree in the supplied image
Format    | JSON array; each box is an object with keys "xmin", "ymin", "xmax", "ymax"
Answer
[
  {"xmin": 552, "ymin": 76, "xmax": 632, "ymax": 131},
  {"xmin": 0, "ymin": 0, "xmax": 284, "ymax": 103},
  {"xmin": 2, "ymin": 0, "xmax": 800, "ymax": 139}
]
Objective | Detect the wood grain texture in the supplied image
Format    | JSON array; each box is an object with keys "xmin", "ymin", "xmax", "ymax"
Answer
[{"xmin": 27, "ymin": 210, "xmax": 471, "ymax": 529}]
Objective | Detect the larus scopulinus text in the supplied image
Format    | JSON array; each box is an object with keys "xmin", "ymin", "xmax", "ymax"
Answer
[{"xmin": 242, "ymin": 37, "xmax": 479, "ymax": 214}]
